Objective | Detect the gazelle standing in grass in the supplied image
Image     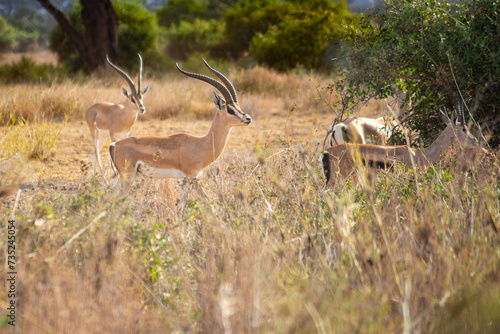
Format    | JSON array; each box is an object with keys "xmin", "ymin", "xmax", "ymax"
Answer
[
  {"xmin": 322, "ymin": 102, "xmax": 479, "ymax": 187},
  {"xmin": 108, "ymin": 59, "xmax": 252, "ymax": 211},
  {"xmin": 85, "ymin": 54, "xmax": 150, "ymax": 174}
]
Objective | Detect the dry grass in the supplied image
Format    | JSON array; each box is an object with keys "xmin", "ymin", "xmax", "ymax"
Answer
[
  {"xmin": 1, "ymin": 59, "xmax": 499, "ymax": 333},
  {"xmin": 0, "ymin": 50, "xmax": 59, "ymax": 66}
]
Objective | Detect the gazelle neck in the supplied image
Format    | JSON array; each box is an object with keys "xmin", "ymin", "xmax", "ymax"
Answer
[
  {"xmin": 201, "ymin": 112, "xmax": 232, "ymax": 163},
  {"xmin": 419, "ymin": 125, "xmax": 455, "ymax": 166},
  {"xmin": 123, "ymin": 98, "xmax": 137, "ymax": 111}
]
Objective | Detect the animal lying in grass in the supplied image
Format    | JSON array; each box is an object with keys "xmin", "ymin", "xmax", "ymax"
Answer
[
  {"xmin": 322, "ymin": 105, "xmax": 479, "ymax": 187},
  {"xmin": 326, "ymin": 116, "xmax": 399, "ymax": 147}
]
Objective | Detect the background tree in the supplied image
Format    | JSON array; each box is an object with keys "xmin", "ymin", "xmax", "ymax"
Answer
[
  {"xmin": 37, "ymin": 0, "xmax": 119, "ymax": 72},
  {"xmin": 223, "ymin": 0, "xmax": 283, "ymax": 59},
  {"xmin": 332, "ymin": 0, "xmax": 500, "ymax": 147},
  {"xmin": 156, "ymin": 0, "xmax": 204, "ymax": 28},
  {"xmin": 250, "ymin": 0, "xmax": 352, "ymax": 71},
  {"xmin": 0, "ymin": 14, "xmax": 36, "ymax": 52},
  {"xmin": 47, "ymin": 0, "xmax": 160, "ymax": 72},
  {"xmin": 160, "ymin": 0, "xmax": 353, "ymax": 70}
]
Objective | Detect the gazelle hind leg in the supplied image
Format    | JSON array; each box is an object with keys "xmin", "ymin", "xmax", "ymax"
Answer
[
  {"xmin": 91, "ymin": 128, "xmax": 99, "ymax": 174},
  {"xmin": 96, "ymin": 130, "xmax": 108, "ymax": 172}
]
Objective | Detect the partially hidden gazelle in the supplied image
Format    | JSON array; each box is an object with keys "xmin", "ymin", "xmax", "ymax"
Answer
[
  {"xmin": 326, "ymin": 116, "xmax": 399, "ymax": 146},
  {"xmin": 322, "ymin": 102, "xmax": 479, "ymax": 187},
  {"xmin": 85, "ymin": 54, "xmax": 150, "ymax": 174},
  {"xmin": 108, "ymin": 59, "xmax": 252, "ymax": 205}
]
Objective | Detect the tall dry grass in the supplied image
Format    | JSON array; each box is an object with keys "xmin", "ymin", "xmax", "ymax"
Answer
[
  {"xmin": 1, "ymin": 63, "xmax": 499, "ymax": 333},
  {"xmin": 0, "ymin": 64, "xmax": 327, "ymax": 126}
]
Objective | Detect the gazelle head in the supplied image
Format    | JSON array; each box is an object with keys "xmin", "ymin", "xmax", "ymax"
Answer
[
  {"xmin": 106, "ymin": 54, "xmax": 150, "ymax": 114},
  {"xmin": 176, "ymin": 59, "xmax": 252, "ymax": 127},
  {"xmin": 439, "ymin": 101, "xmax": 479, "ymax": 147}
]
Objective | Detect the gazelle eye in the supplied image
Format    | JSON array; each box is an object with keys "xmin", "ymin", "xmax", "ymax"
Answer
[
  {"xmin": 462, "ymin": 126, "xmax": 466, "ymax": 132},
  {"xmin": 131, "ymin": 97, "xmax": 136, "ymax": 104},
  {"xmin": 227, "ymin": 107, "xmax": 236, "ymax": 115}
]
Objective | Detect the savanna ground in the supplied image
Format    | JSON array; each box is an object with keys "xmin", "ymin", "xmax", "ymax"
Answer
[{"xmin": 1, "ymin": 52, "xmax": 499, "ymax": 333}]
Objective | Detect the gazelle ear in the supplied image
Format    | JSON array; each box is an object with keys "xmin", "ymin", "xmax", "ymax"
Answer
[
  {"xmin": 141, "ymin": 85, "xmax": 150, "ymax": 95},
  {"xmin": 122, "ymin": 87, "xmax": 131, "ymax": 98},
  {"xmin": 213, "ymin": 91, "xmax": 225, "ymax": 111},
  {"xmin": 439, "ymin": 109, "xmax": 451, "ymax": 125}
]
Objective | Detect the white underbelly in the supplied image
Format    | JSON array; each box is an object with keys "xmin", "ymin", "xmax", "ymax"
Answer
[
  {"xmin": 113, "ymin": 131, "xmax": 130, "ymax": 140},
  {"xmin": 137, "ymin": 163, "xmax": 186, "ymax": 179},
  {"xmin": 97, "ymin": 128, "xmax": 109, "ymax": 138}
]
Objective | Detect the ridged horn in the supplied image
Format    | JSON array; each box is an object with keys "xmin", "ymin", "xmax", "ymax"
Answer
[
  {"xmin": 202, "ymin": 58, "xmax": 238, "ymax": 103},
  {"xmin": 457, "ymin": 100, "xmax": 465, "ymax": 123},
  {"xmin": 137, "ymin": 53, "xmax": 143, "ymax": 93},
  {"xmin": 176, "ymin": 63, "xmax": 234, "ymax": 104},
  {"xmin": 106, "ymin": 55, "xmax": 137, "ymax": 95}
]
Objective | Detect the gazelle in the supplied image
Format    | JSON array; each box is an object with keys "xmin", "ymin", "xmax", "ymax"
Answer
[
  {"xmin": 326, "ymin": 116, "xmax": 399, "ymax": 147},
  {"xmin": 108, "ymin": 59, "xmax": 252, "ymax": 206},
  {"xmin": 322, "ymin": 104, "xmax": 479, "ymax": 187},
  {"xmin": 84, "ymin": 54, "xmax": 150, "ymax": 174}
]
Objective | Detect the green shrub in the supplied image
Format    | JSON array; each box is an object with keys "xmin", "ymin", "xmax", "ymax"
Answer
[
  {"xmin": 156, "ymin": 0, "xmax": 204, "ymax": 27},
  {"xmin": 332, "ymin": 0, "xmax": 500, "ymax": 147},
  {"xmin": 223, "ymin": 0, "xmax": 283, "ymax": 58},
  {"xmin": 246, "ymin": 0, "xmax": 353, "ymax": 71},
  {"xmin": 164, "ymin": 18, "xmax": 225, "ymax": 60},
  {"xmin": 115, "ymin": 0, "xmax": 162, "ymax": 70},
  {"xmin": 0, "ymin": 14, "xmax": 37, "ymax": 51},
  {"xmin": 9, "ymin": 5, "xmax": 55, "ymax": 49},
  {"xmin": 0, "ymin": 56, "xmax": 63, "ymax": 84}
]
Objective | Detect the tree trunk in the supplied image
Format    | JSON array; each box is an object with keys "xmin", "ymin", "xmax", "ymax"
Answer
[
  {"xmin": 80, "ymin": 0, "xmax": 119, "ymax": 69},
  {"xmin": 36, "ymin": 0, "xmax": 119, "ymax": 72}
]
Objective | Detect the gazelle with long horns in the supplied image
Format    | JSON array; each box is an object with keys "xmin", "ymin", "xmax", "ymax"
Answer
[
  {"xmin": 108, "ymin": 59, "xmax": 252, "ymax": 204},
  {"xmin": 84, "ymin": 54, "xmax": 150, "ymax": 174},
  {"xmin": 322, "ymin": 102, "xmax": 479, "ymax": 187}
]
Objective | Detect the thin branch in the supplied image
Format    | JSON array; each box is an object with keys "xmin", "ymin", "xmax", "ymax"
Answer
[{"xmin": 36, "ymin": 0, "xmax": 85, "ymax": 57}]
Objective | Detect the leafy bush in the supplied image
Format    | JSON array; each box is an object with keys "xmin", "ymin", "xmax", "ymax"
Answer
[
  {"xmin": 160, "ymin": 0, "xmax": 352, "ymax": 70},
  {"xmin": 156, "ymin": 0, "xmax": 204, "ymax": 27},
  {"xmin": 9, "ymin": 5, "xmax": 55, "ymax": 49},
  {"xmin": 223, "ymin": 0, "xmax": 283, "ymax": 59},
  {"xmin": 0, "ymin": 56, "xmax": 63, "ymax": 84},
  {"xmin": 246, "ymin": 0, "xmax": 353, "ymax": 71},
  {"xmin": 202, "ymin": 0, "xmax": 240, "ymax": 20},
  {"xmin": 115, "ymin": 0, "xmax": 162, "ymax": 70},
  {"xmin": 0, "ymin": 14, "xmax": 37, "ymax": 51},
  {"xmin": 332, "ymin": 0, "xmax": 500, "ymax": 147},
  {"xmin": 164, "ymin": 18, "xmax": 225, "ymax": 60}
]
